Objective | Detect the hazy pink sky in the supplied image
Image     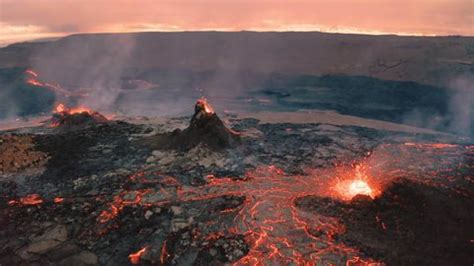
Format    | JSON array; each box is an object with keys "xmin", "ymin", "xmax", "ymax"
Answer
[{"xmin": 0, "ymin": 0, "xmax": 472, "ymax": 46}]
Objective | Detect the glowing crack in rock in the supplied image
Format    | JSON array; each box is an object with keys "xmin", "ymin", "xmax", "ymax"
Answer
[
  {"xmin": 99, "ymin": 165, "xmax": 381, "ymax": 265},
  {"xmin": 128, "ymin": 247, "xmax": 147, "ymax": 264}
]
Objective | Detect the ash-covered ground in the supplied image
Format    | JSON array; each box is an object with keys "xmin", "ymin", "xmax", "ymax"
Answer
[{"xmin": 0, "ymin": 103, "xmax": 473, "ymax": 266}]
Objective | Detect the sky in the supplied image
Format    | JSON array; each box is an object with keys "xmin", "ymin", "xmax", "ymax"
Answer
[{"xmin": 0, "ymin": 0, "xmax": 473, "ymax": 46}]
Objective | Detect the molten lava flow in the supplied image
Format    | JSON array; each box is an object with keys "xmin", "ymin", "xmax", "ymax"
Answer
[
  {"xmin": 54, "ymin": 197, "xmax": 64, "ymax": 203},
  {"xmin": 25, "ymin": 69, "xmax": 60, "ymax": 91},
  {"xmin": 8, "ymin": 194, "xmax": 43, "ymax": 206},
  {"xmin": 99, "ymin": 166, "xmax": 380, "ymax": 265},
  {"xmin": 25, "ymin": 69, "xmax": 39, "ymax": 77},
  {"xmin": 160, "ymin": 240, "xmax": 170, "ymax": 264},
  {"xmin": 20, "ymin": 194, "xmax": 43, "ymax": 205},
  {"xmin": 128, "ymin": 247, "xmax": 147, "ymax": 264},
  {"xmin": 24, "ymin": 69, "xmax": 85, "ymax": 97},
  {"xmin": 404, "ymin": 142, "xmax": 460, "ymax": 149},
  {"xmin": 26, "ymin": 79, "xmax": 45, "ymax": 87},
  {"xmin": 100, "ymin": 141, "xmax": 463, "ymax": 264},
  {"xmin": 98, "ymin": 189, "xmax": 170, "ymax": 223}
]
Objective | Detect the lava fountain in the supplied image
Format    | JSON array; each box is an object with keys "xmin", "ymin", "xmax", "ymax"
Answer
[{"xmin": 332, "ymin": 164, "xmax": 381, "ymax": 201}]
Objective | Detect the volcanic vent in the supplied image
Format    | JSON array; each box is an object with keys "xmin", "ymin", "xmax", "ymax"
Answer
[
  {"xmin": 50, "ymin": 104, "xmax": 108, "ymax": 128},
  {"xmin": 150, "ymin": 98, "xmax": 240, "ymax": 150}
]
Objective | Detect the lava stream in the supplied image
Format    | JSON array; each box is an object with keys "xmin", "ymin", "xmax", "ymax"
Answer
[{"xmin": 113, "ymin": 165, "xmax": 377, "ymax": 264}]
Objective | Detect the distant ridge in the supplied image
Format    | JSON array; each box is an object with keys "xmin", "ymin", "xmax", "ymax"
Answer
[{"xmin": 0, "ymin": 31, "xmax": 473, "ymax": 86}]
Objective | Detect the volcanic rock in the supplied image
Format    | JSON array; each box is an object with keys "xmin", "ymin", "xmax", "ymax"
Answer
[
  {"xmin": 0, "ymin": 134, "xmax": 49, "ymax": 175},
  {"xmin": 58, "ymin": 251, "xmax": 98, "ymax": 266},
  {"xmin": 25, "ymin": 225, "xmax": 68, "ymax": 254},
  {"xmin": 196, "ymin": 235, "xmax": 249, "ymax": 263},
  {"xmin": 350, "ymin": 194, "xmax": 373, "ymax": 207}
]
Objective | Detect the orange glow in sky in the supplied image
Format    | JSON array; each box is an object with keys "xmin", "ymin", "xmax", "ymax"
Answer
[{"xmin": 0, "ymin": 0, "xmax": 472, "ymax": 46}]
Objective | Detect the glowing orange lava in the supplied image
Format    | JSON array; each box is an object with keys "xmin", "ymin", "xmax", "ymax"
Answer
[
  {"xmin": 348, "ymin": 180, "xmax": 373, "ymax": 197},
  {"xmin": 98, "ymin": 143, "xmax": 474, "ymax": 265},
  {"xmin": 25, "ymin": 69, "xmax": 39, "ymax": 77},
  {"xmin": 25, "ymin": 69, "xmax": 59, "ymax": 90},
  {"xmin": 55, "ymin": 103, "xmax": 66, "ymax": 113},
  {"xmin": 53, "ymin": 103, "xmax": 92, "ymax": 115},
  {"xmin": 196, "ymin": 97, "xmax": 215, "ymax": 114},
  {"xmin": 98, "ymin": 166, "xmax": 381, "ymax": 265},
  {"xmin": 404, "ymin": 142, "xmax": 460, "ymax": 149},
  {"xmin": 128, "ymin": 247, "xmax": 147, "ymax": 264},
  {"xmin": 26, "ymin": 79, "xmax": 45, "ymax": 87},
  {"xmin": 8, "ymin": 194, "xmax": 43, "ymax": 206},
  {"xmin": 54, "ymin": 197, "xmax": 64, "ymax": 203},
  {"xmin": 24, "ymin": 69, "xmax": 84, "ymax": 97},
  {"xmin": 332, "ymin": 164, "xmax": 380, "ymax": 201},
  {"xmin": 98, "ymin": 189, "xmax": 162, "ymax": 223}
]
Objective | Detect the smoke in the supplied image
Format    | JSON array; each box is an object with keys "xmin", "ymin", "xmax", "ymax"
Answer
[
  {"xmin": 31, "ymin": 34, "xmax": 136, "ymax": 114},
  {"xmin": 447, "ymin": 74, "xmax": 474, "ymax": 136},
  {"xmin": 0, "ymin": 85, "xmax": 18, "ymax": 119},
  {"xmin": 77, "ymin": 35, "xmax": 136, "ymax": 111},
  {"xmin": 403, "ymin": 74, "xmax": 473, "ymax": 137},
  {"xmin": 27, "ymin": 33, "xmax": 256, "ymax": 117}
]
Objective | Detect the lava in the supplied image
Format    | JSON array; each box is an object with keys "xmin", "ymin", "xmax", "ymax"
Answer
[
  {"xmin": 348, "ymin": 180, "xmax": 373, "ymax": 197},
  {"xmin": 98, "ymin": 188, "xmax": 171, "ymax": 223},
  {"xmin": 49, "ymin": 103, "xmax": 108, "ymax": 127},
  {"xmin": 160, "ymin": 240, "xmax": 170, "ymax": 264},
  {"xmin": 8, "ymin": 194, "xmax": 43, "ymax": 206},
  {"xmin": 128, "ymin": 247, "xmax": 147, "ymax": 264},
  {"xmin": 55, "ymin": 103, "xmax": 66, "ymax": 113},
  {"xmin": 25, "ymin": 69, "xmax": 62, "ymax": 92},
  {"xmin": 54, "ymin": 197, "xmax": 64, "ymax": 203},
  {"xmin": 26, "ymin": 78, "xmax": 45, "ymax": 87},
  {"xmin": 53, "ymin": 103, "xmax": 92, "ymax": 115},
  {"xmin": 98, "ymin": 165, "xmax": 380, "ymax": 265},
  {"xmin": 196, "ymin": 97, "xmax": 214, "ymax": 114},
  {"xmin": 332, "ymin": 164, "xmax": 381, "ymax": 201},
  {"xmin": 25, "ymin": 69, "xmax": 39, "ymax": 77},
  {"xmin": 24, "ymin": 69, "xmax": 86, "ymax": 97},
  {"xmin": 403, "ymin": 142, "xmax": 460, "ymax": 149}
]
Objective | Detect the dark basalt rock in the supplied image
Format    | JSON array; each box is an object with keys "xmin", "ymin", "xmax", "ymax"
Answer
[{"xmin": 148, "ymin": 99, "xmax": 240, "ymax": 151}]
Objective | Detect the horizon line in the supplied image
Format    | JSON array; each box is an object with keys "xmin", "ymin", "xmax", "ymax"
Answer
[{"xmin": 2, "ymin": 29, "xmax": 473, "ymax": 48}]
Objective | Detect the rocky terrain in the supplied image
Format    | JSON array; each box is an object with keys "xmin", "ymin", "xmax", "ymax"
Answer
[{"xmin": 0, "ymin": 101, "xmax": 472, "ymax": 265}]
